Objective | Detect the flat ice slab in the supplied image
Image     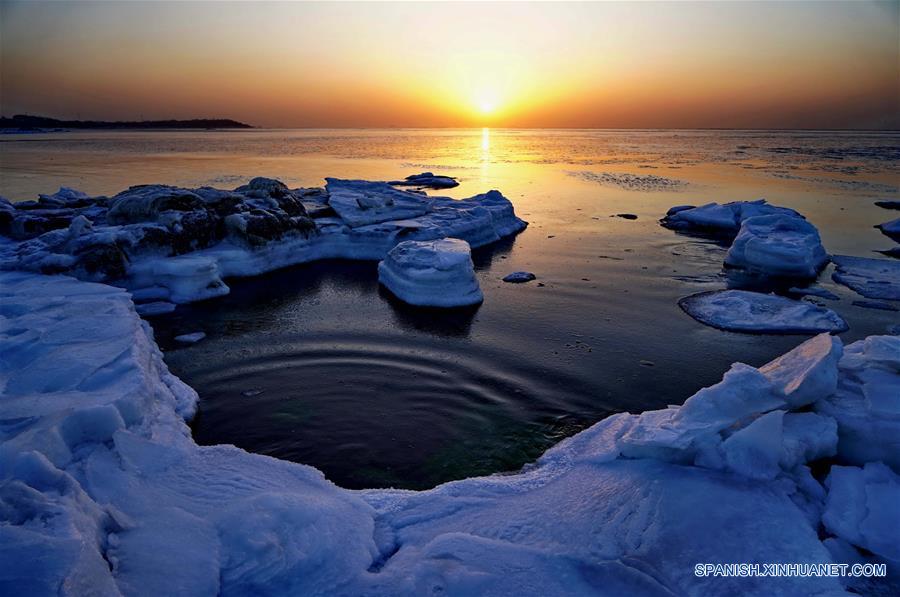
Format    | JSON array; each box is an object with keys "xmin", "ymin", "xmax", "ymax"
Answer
[
  {"xmin": 325, "ymin": 178, "xmax": 433, "ymax": 227},
  {"xmin": 831, "ymin": 255, "xmax": 900, "ymax": 301},
  {"xmin": 679, "ymin": 289, "xmax": 849, "ymax": 334},
  {"xmin": 724, "ymin": 214, "xmax": 828, "ymax": 278},
  {"xmin": 378, "ymin": 238, "xmax": 483, "ymax": 307},
  {"xmin": 661, "ymin": 199, "xmax": 802, "ymax": 234}
]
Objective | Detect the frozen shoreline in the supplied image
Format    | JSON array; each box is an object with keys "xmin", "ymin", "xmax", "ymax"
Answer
[{"xmin": 2, "ymin": 270, "xmax": 897, "ymax": 596}]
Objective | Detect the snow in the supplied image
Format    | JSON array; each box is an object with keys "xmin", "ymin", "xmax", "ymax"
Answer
[
  {"xmin": 876, "ymin": 217, "xmax": 900, "ymax": 242},
  {"xmin": 831, "ymin": 255, "xmax": 900, "ymax": 301},
  {"xmin": 502, "ymin": 271, "xmax": 536, "ymax": 283},
  {"xmin": 388, "ymin": 172, "xmax": 459, "ymax": 189},
  {"xmin": 377, "ymin": 238, "xmax": 483, "ymax": 307},
  {"xmin": 724, "ymin": 214, "xmax": 828, "ymax": 278},
  {"xmin": 660, "ymin": 199, "xmax": 802, "ymax": 234},
  {"xmin": 3, "ymin": 271, "xmax": 899, "ymax": 595},
  {"xmin": 679, "ymin": 290, "xmax": 849, "ymax": 334}
]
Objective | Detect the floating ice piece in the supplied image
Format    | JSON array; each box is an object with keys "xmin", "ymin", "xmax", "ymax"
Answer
[
  {"xmin": 661, "ymin": 199, "xmax": 802, "ymax": 234},
  {"xmin": 874, "ymin": 200, "xmax": 900, "ymax": 210},
  {"xmin": 325, "ymin": 178, "xmax": 432, "ymax": 227},
  {"xmin": 175, "ymin": 332, "xmax": 206, "ymax": 344},
  {"xmin": 679, "ymin": 290, "xmax": 849, "ymax": 334},
  {"xmin": 759, "ymin": 333, "xmax": 843, "ymax": 408},
  {"xmin": 815, "ymin": 335, "xmax": 900, "ymax": 471},
  {"xmin": 876, "ymin": 217, "xmax": 900, "ymax": 242},
  {"xmin": 823, "ymin": 463, "xmax": 900, "ymax": 562},
  {"xmin": 134, "ymin": 301, "xmax": 176, "ymax": 316},
  {"xmin": 852, "ymin": 300, "xmax": 898, "ymax": 312},
  {"xmin": 831, "ymin": 255, "xmax": 900, "ymax": 301},
  {"xmin": 788, "ymin": 285, "xmax": 840, "ymax": 300},
  {"xmin": 388, "ymin": 172, "xmax": 459, "ymax": 189},
  {"xmin": 378, "ymin": 238, "xmax": 482, "ymax": 307},
  {"xmin": 724, "ymin": 214, "xmax": 828, "ymax": 278},
  {"xmin": 503, "ymin": 271, "xmax": 536, "ymax": 283}
]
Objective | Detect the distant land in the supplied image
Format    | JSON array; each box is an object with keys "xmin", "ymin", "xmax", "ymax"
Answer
[{"xmin": 0, "ymin": 114, "xmax": 253, "ymax": 130}]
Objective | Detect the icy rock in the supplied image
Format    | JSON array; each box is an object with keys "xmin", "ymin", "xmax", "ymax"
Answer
[
  {"xmin": 389, "ymin": 172, "xmax": 459, "ymax": 189},
  {"xmin": 378, "ymin": 238, "xmax": 483, "ymax": 307},
  {"xmin": 107, "ymin": 185, "xmax": 206, "ymax": 224},
  {"xmin": 724, "ymin": 214, "xmax": 828, "ymax": 278},
  {"xmin": 503, "ymin": 271, "xmax": 536, "ymax": 283},
  {"xmin": 876, "ymin": 217, "xmax": 900, "ymax": 242},
  {"xmin": 661, "ymin": 199, "xmax": 802, "ymax": 234},
  {"xmin": 823, "ymin": 463, "xmax": 900, "ymax": 562},
  {"xmin": 759, "ymin": 333, "xmax": 843, "ymax": 408},
  {"xmin": 815, "ymin": 336, "xmax": 900, "ymax": 471},
  {"xmin": 831, "ymin": 255, "xmax": 900, "ymax": 301},
  {"xmin": 679, "ymin": 290, "xmax": 849, "ymax": 334},
  {"xmin": 175, "ymin": 332, "xmax": 206, "ymax": 344},
  {"xmin": 129, "ymin": 256, "xmax": 229, "ymax": 304},
  {"xmin": 325, "ymin": 178, "xmax": 432, "ymax": 227},
  {"xmin": 134, "ymin": 301, "xmax": 176, "ymax": 316}
]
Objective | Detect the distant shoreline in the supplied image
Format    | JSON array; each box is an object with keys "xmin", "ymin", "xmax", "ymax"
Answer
[{"xmin": 0, "ymin": 114, "xmax": 253, "ymax": 131}]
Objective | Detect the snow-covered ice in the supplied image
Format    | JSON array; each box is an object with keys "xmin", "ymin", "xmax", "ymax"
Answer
[
  {"xmin": 661, "ymin": 199, "xmax": 802, "ymax": 234},
  {"xmin": 377, "ymin": 238, "xmax": 483, "ymax": 307},
  {"xmin": 679, "ymin": 289, "xmax": 849, "ymax": 334},
  {"xmin": 831, "ymin": 255, "xmax": 900, "ymax": 301},
  {"xmin": 724, "ymin": 214, "xmax": 828, "ymax": 278},
  {"xmin": 3, "ymin": 271, "xmax": 898, "ymax": 595}
]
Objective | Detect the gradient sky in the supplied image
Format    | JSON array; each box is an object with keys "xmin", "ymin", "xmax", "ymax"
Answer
[{"xmin": 2, "ymin": 1, "xmax": 898, "ymax": 129}]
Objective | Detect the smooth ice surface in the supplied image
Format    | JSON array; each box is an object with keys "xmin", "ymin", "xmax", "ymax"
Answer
[
  {"xmin": 9, "ymin": 272, "xmax": 900, "ymax": 595},
  {"xmin": 377, "ymin": 238, "xmax": 482, "ymax": 307},
  {"xmin": 679, "ymin": 290, "xmax": 849, "ymax": 334},
  {"xmin": 831, "ymin": 255, "xmax": 900, "ymax": 301},
  {"xmin": 661, "ymin": 199, "xmax": 802, "ymax": 234},
  {"xmin": 724, "ymin": 214, "xmax": 828, "ymax": 278}
]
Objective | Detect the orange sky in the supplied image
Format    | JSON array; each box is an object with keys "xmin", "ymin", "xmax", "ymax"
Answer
[{"xmin": 2, "ymin": 1, "xmax": 898, "ymax": 129}]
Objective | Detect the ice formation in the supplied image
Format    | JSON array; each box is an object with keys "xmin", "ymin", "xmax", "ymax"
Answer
[
  {"xmin": 724, "ymin": 214, "xmax": 828, "ymax": 279},
  {"xmin": 876, "ymin": 217, "xmax": 900, "ymax": 243},
  {"xmin": 3, "ymin": 271, "xmax": 898, "ymax": 595},
  {"xmin": 388, "ymin": 172, "xmax": 459, "ymax": 189},
  {"xmin": 679, "ymin": 290, "xmax": 849, "ymax": 334},
  {"xmin": 377, "ymin": 238, "xmax": 483, "ymax": 307},
  {"xmin": 175, "ymin": 332, "xmax": 206, "ymax": 344},
  {"xmin": 0, "ymin": 177, "xmax": 527, "ymax": 306},
  {"xmin": 660, "ymin": 199, "xmax": 802, "ymax": 234},
  {"xmin": 502, "ymin": 271, "xmax": 536, "ymax": 283},
  {"xmin": 831, "ymin": 255, "xmax": 900, "ymax": 301},
  {"xmin": 875, "ymin": 200, "xmax": 900, "ymax": 210}
]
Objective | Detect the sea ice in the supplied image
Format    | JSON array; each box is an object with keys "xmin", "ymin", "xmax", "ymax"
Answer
[
  {"xmin": 388, "ymin": 172, "xmax": 459, "ymax": 189},
  {"xmin": 134, "ymin": 301, "xmax": 176, "ymax": 316},
  {"xmin": 788, "ymin": 285, "xmax": 840, "ymax": 300},
  {"xmin": 831, "ymin": 255, "xmax": 900, "ymax": 301},
  {"xmin": 876, "ymin": 217, "xmax": 900, "ymax": 242},
  {"xmin": 175, "ymin": 332, "xmax": 206, "ymax": 344},
  {"xmin": 724, "ymin": 214, "xmax": 828, "ymax": 278},
  {"xmin": 502, "ymin": 271, "xmax": 536, "ymax": 283},
  {"xmin": 660, "ymin": 199, "xmax": 802, "ymax": 234},
  {"xmin": 377, "ymin": 238, "xmax": 483, "ymax": 307},
  {"xmin": 875, "ymin": 200, "xmax": 900, "ymax": 210},
  {"xmin": 679, "ymin": 289, "xmax": 849, "ymax": 334},
  {"xmin": 325, "ymin": 178, "xmax": 433, "ymax": 227}
]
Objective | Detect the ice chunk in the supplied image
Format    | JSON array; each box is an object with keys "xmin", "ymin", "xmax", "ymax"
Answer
[
  {"xmin": 875, "ymin": 200, "xmax": 900, "ymax": 210},
  {"xmin": 876, "ymin": 217, "xmax": 900, "ymax": 242},
  {"xmin": 788, "ymin": 286, "xmax": 840, "ymax": 301},
  {"xmin": 724, "ymin": 214, "xmax": 828, "ymax": 278},
  {"xmin": 823, "ymin": 463, "xmax": 900, "ymax": 562},
  {"xmin": 377, "ymin": 238, "xmax": 483, "ymax": 307},
  {"xmin": 129, "ymin": 256, "xmax": 229, "ymax": 304},
  {"xmin": 134, "ymin": 301, "xmax": 176, "ymax": 316},
  {"xmin": 325, "ymin": 178, "xmax": 432, "ymax": 227},
  {"xmin": 780, "ymin": 412, "xmax": 838, "ymax": 469},
  {"xmin": 661, "ymin": 199, "xmax": 802, "ymax": 234},
  {"xmin": 389, "ymin": 172, "xmax": 459, "ymax": 189},
  {"xmin": 759, "ymin": 333, "xmax": 843, "ymax": 407},
  {"xmin": 174, "ymin": 332, "xmax": 206, "ymax": 344},
  {"xmin": 503, "ymin": 271, "xmax": 536, "ymax": 283},
  {"xmin": 831, "ymin": 255, "xmax": 900, "ymax": 301},
  {"xmin": 721, "ymin": 410, "xmax": 784, "ymax": 480},
  {"xmin": 679, "ymin": 290, "xmax": 849, "ymax": 334}
]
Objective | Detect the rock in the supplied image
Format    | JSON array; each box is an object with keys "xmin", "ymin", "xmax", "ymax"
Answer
[
  {"xmin": 502, "ymin": 271, "xmax": 536, "ymax": 283},
  {"xmin": 613, "ymin": 213, "xmax": 638, "ymax": 220},
  {"xmin": 378, "ymin": 238, "xmax": 482, "ymax": 307},
  {"xmin": 107, "ymin": 185, "xmax": 205, "ymax": 224},
  {"xmin": 724, "ymin": 214, "xmax": 828, "ymax": 279},
  {"xmin": 678, "ymin": 290, "xmax": 849, "ymax": 334},
  {"xmin": 388, "ymin": 172, "xmax": 459, "ymax": 189},
  {"xmin": 831, "ymin": 255, "xmax": 900, "ymax": 300}
]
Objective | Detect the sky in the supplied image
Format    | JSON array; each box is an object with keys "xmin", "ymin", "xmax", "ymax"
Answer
[{"xmin": 1, "ymin": 1, "xmax": 898, "ymax": 129}]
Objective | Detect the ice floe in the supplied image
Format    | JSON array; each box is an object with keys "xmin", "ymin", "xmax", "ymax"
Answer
[
  {"xmin": 175, "ymin": 332, "xmax": 206, "ymax": 344},
  {"xmin": 724, "ymin": 214, "xmax": 828, "ymax": 279},
  {"xmin": 660, "ymin": 199, "xmax": 802, "ymax": 234},
  {"xmin": 0, "ymin": 177, "xmax": 526, "ymax": 306},
  {"xmin": 2, "ymin": 272, "xmax": 898, "ymax": 595},
  {"xmin": 876, "ymin": 217, "xmax": 900, "ymax": 243},
  {"xmin": 831, "ymin": 255, "xmax": 900, "ymax": 301},
  {"xmin": 679, "ymin": 289, "xmax": 848, "ymax": 334},
  {"xmin": 388, "ymin": 172, "xmax": 459, "ymax": 189},
  {"xmin": 378, "ymin": 238, "xmax": 482, "ymax": 307}
]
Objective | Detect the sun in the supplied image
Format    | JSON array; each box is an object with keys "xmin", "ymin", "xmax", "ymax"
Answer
[{"xmin": 479, "ymin": 101, "xmax": 496, "ymax": 114}]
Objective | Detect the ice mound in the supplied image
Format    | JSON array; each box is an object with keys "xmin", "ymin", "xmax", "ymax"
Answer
[
  {"xmin": 661, "ymin": 199, "xmax": 802, "ymax": 234},
  {"xmin": 0, "ymin": 177, "xmax": 527, "ymax": 306},
  {"xmin": 724, "ymin": 214, "xmax": 828, "ymax": 278},
  {"xmin": 378, "ymin": 238, "xmax": 482, "ymax": 307},
  {"xmin": 388, "ymin": 172, "xmax": 459, "ymax": 189},
  {"xmin": 876, "ymin": 217, "xmax": 900, "ymax": 242},
  {"xmin": 679, "ymin": 289, "xmax": 849, "ymax": 334},
  {"xmin": 4, "ymin": 272, "xmax": 898, "ymax": 595},
  {"xmin": 831, "ymin": 255, "xmax": 900, "ymax": 301}
]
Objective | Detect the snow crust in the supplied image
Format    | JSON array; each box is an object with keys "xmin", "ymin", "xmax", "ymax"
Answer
[
  {"xmin": 3, "ymin": 271, "xmax": 898, "ymax": 595},
  {"xmin": 678, "ymin": 289, "xmax": 849, "ymax": 334},
  {"xmin": 378, "ymin": 239, "xmax": 483, "ymax": 307}
]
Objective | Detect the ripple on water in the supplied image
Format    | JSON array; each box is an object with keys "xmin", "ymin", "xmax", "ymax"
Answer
[{"xmin": 185, "ymin": 332, "xmax": 602, "ymax": 490}]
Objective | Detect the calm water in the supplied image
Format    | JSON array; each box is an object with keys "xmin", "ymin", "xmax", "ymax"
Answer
[{"xmin": 2, "ymin": 129, "xmax": 898, "ymax": 489}]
